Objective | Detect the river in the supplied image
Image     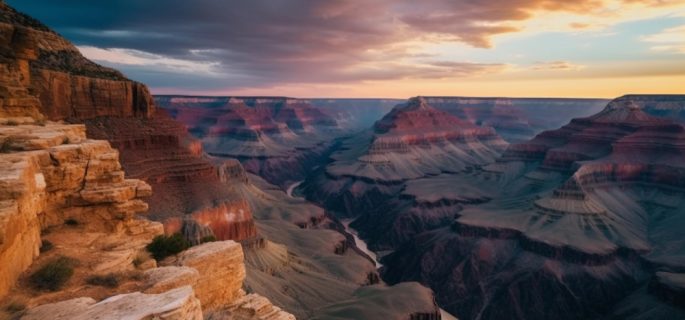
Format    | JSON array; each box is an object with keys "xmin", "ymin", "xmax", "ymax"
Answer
[{"xmin": 285, "ymin": 180, "xmax": 458, "ymax": 319}]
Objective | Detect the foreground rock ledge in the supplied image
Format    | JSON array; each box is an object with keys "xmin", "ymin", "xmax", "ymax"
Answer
[{"xmin": 21, "ymin": 286, "xmax": 202, "ymax": 320}]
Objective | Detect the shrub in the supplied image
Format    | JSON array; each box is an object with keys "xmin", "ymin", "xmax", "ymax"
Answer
[
  {"xmin": 5, "ymin": 120, "xmax": 18, "ymax": 126},
  {"xmin": 64, "ymin": 218, "xmax": 79, "ymax": 226},
  {"xmin": 0, "ymin": 138, "xmax": 15, "ymax": 153},
  {"xmin": 86, "ymin": 273, "xmax": 120, "ymax": 288},
  {"xmin": 39, "ymin": 240, "xmax": 54, "ymax": 253},
  {"xmin": 4, "ymin": 301, "xmax": 26, "ymax": 313},
  {"xmin": 146, "ymin": 233, "xmax": 190, "ymax": 261},
  {"xmin": 200, "ymin": 235, "xmax": 217, "ymax": 244},
  {"xmin": 29, "ymin": 256, "xmax": 76, "ymax": 291}
]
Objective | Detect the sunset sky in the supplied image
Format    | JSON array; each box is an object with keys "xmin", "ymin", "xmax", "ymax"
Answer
[{"xmin": 9, "ymin": 0, "xmax": 685, "ymax": 98}]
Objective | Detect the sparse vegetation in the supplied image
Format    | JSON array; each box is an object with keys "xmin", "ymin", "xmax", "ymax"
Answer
[
  {"xmin": 5, "ymin": 120, "xmax": 19, "ymax": 126},
  {"xmin": 29, "ymin": 256, "xmax": 76, "ymax": 291},
  {"xmin": 64, "ymin": 218, "xmax": 79, "ymax": 226},
  {"xmin": 62, "ymin": 136, "xmax": 70, "ymax": 144},
  {"xmin": 146, "ymin": 233, "xmax": 190, "ymax": 261},
  {"xmin": 39, "ymin": 240, "xmax": 54, "ymax": 253},
  {"xmin": 86, "ymin": 273, "xmax": 120, "ymax": 288},
  {"xmin": 4, "ymin": 301, "xmax": 26, "ymax": 313},
  {"xmin": 201, "ymin": 235, "xmax": 217, "ymax": 243},
  {"xmin": 0, "ymin": 137, "xmax": 16, "ymax": 153}
]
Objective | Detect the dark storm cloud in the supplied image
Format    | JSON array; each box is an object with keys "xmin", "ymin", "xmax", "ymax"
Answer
[{"xmin": 5, "ymin": 0, "xmax": 672, "ymax": 91}]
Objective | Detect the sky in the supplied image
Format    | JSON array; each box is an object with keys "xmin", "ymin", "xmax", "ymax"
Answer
[{"xmin": 8, "ymin": 0, "xmax": 685, "ymax": 98}]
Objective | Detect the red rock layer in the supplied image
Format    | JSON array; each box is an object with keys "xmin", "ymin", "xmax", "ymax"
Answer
[
  {"xmin": 84, "ymin": 112, "xmax": 258, "ymax": 242},
  {"xmin": 158, "ymin": 96, "xmax": 337, "ymax": 138},
  {"xmin": 0, "ymin": 5, "xmax": 256, "ymax": 242},
  {"xmin": 502, "ymin": 99, "xmax": 671, "ymax": 171},
  {"xmin": 0, "ymin": 3, "xmax": 154, "ymax": 121},
  {"xmin": 157, "ymin": 96, "xmax": 341, "ymax": 186},
  {"xmin": 419, "ymin": 97, "xmax": 607, "ymax": 143}
]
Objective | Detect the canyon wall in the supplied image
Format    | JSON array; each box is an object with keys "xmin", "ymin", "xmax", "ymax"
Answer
[
  {"xmin": 381, "ymin": 96, "xmax": 685, "ymax": 319},
  {"xmin": 0, "ymin": 3, "xmax": 260, "ymax": 244},
  {"xmin": 156, "ymin": 96, "xmax": 344, "ymax": 187}
]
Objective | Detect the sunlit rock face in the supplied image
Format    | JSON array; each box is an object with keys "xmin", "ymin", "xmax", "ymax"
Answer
[
  {"xmin": 0, "ymin": 4, "xmax": 153, "ymax": 121},
  {"xmin": 420, "ymin": 97, "xmax": 607, "ymax": 143},
  {"xmin": 381, "ymin": 95, "xmax": 685, "ymax": 320},
  {"xmin": 156, "ymin": 96, "xmax": 346, "ymax": 187},
  {"xmin": 301, "ymin": 97, "xmax": 508, "ymax": 249},
  {"xmin": 0, "ymin": 6, "xmax": 258, "ymax": 243}
]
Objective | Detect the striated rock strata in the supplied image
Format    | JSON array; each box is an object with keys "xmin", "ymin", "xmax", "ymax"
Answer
[
  {"xmin": 157, "ymin": 96, "xmax": 342, "ymax": 187},
  {"xmin": 422, "ymin": 97, "xmax": 607, "ymax": 142},
  {"xmin": 302, "ymin": 96, "xmax": 508, "ymax": 249},
  {"xmin": 0, "ymin": 2, "xmax": 258, "ymax": 244},
  {"xmin": 382, "ymin": 95, "xmax": 685, "ymax": 320}
]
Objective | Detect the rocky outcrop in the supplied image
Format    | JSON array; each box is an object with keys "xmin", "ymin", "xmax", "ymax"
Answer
[
  {"xmin": 171, "ymin": 241, "xmax": 246, "ymax": 309},
  {"xmin": 0, "ymin": 2, "xmax": 154, "ymax": 121},
  {"xmin": 22, "ymin": 286, "xmax": 203, "ymax": 320},
  {"xmin": 421, "ymin": 97, "xmax": 607, "ymax": 142},
  {"xmin": 381, "ymin": 95, "xmax": 685, "ymax": 320},
  {"xmin": 157, "ymin": 96, "xmax": 342, "ymax": 187},
  {"xmin": 81, "ymin": 105, "xmax": 258, "ymax": 243},
  {"xmin": 0, "ymin": 121, "xmax": 159, "ymax": 299},
  {"xmin": 302, "ymin": 97, "xmax": 507, "ymax": 249},
  {"xmin": 0, "ymin": 2, "xmax": 257, "ymax": 246}
]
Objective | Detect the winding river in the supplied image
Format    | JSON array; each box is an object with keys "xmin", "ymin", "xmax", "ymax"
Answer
[{"xmin": 285, "ymin": 180, "xmax": 458, "ymax": 319}]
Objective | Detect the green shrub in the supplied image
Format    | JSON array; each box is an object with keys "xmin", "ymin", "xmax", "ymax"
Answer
[
  {"xmin": 4, "ymin": 301, "xmax": 26, "ymax": 313},
  {"xmin": 64, "ymin": 218, "xmax": 79, "ymax": 226},
  {"xmin": 200, "ymin": 235, "xmax": 217, "ymax": 244},
  {"xmin": 86, "ymin": 273, "xmax": 120, "ymax": 288},
  {"xmin": 0, "ymin": 138, "xmax": 15, "ymax": 153},
  {"xmin": 29, "ymin": 256, "xmax": 76, "ymax": 291},
  {"xmin": 146, "ymin": 233, "xmax": 190, "ymax": 261}
]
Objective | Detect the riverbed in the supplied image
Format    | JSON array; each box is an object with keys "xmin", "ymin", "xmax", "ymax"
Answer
[{"xmin": 285, "ymin": 180, "xmax": 458, "ymax": 319}]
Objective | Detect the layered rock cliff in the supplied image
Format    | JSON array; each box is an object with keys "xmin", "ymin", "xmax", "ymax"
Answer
[
  {"xmin": 302, "ymin": 96, "xmax": 508, "ymax": 249},
  {"xmin": 157, "ymin": 96, "xmax": 343, "ymax": 187},
  {"xmin": 420, "ymin": 97, "xmax": 607, "ymax": 142},
  {"xmin": 0, "ymin": 4, "xmax": 291, "ymax": 318},
  {"xmin": 0, "ymin": 2, "xmax": 259, "ymax": 244},
  {"xmin": 0, "ymin": 2, "xmax": 153, "ymax": 120},
  {"xmin": 381, "ymin": 95, "xmax": 685, "ymax": 320}
]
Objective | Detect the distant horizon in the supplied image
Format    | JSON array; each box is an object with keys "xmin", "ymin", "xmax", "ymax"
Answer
[{"xmin": 152, "ymin": 93, "xmax": 639, "ymax": 101}]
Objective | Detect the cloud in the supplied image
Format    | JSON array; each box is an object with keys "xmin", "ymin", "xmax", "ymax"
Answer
[
  {"xmin": 7, "ymin": 0, "xmax": 685, "ymax": 93},
  {"xmin": 77, "ymin": 46, "xmax": 221, "ymax": 75},
  {"xmin": 643, "ymin": 24, "xmax": 685, "ymax": 53},
  {"xmin": 531, "ymin": 61, "xmax": 586, "ymax": 71}
]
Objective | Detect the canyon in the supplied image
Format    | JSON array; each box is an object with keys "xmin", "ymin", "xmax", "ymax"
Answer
[
  {"xmin": 0, "ymin": 3, "xmax": 443, "ymax": 320},
  {"xmin": 2, "ymin": 2, "xmax": 685, "ymax": 320}
]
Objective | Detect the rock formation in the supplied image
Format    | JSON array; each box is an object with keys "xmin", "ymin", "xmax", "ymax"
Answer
[
  {"xmin": 381, "ymin": 95, "xmax": 685, "ymax": 320},
  {"xmin": 22, "ymin": 287, "xmax": 204, "ymax": 320},
  {"xmin": 302, "ymin": 96, "xmax": 508, "ymax": 249},
  {"xmin": 0, "ymin": 3, "xmax": 259, "ymax": 244},
  {"xmin": 419, "ymin": 97, "xmax": 607, "ymax": 142},
  {"xmin": 0, "ymin": 3, "xmax": 153, "ymax": 121},
  {"xmin": 1, "ymin": 4, "xmax": 446, "ymax": 320},
  {"xmin": 157, "ymin": 96, "xmax": 342, "ymax": 187}
]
